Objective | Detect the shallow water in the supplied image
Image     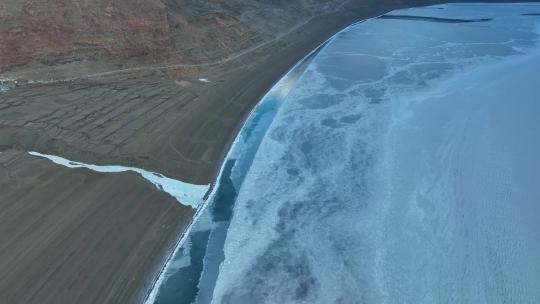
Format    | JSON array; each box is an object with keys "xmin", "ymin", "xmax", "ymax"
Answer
[{"xmin": 151, "ymin": 3, "xmax": 540, "ymax": 304}]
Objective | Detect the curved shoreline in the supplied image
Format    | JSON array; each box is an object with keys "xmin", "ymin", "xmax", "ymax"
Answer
[
  {"xmin": 206, "ymin": 4, "xmax": 540, "ymax": 302},
  {"xmin": 141, "ymin": 1, "xmax": 540, "ymax": 303},
  {"xmin": 0, "ymin": 2, "xmax": 536, "ymax": 304},
  {"xmin": 142, "ymin": 24, "xmax": 344, "ymax": 304}
]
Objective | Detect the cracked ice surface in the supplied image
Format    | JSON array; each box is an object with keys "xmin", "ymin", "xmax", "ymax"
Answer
[{"xmin": 211, "ymin": 4, "xmax": 540, "ymax": 304}]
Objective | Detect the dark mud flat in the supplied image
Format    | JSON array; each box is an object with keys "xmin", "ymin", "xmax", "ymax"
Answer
[
  {"xmin": 0, "ymin": 151, "xmax": 194, "ymax": 304},
  {"xmin": 378, "ymin": 14, "xmax": 492, "ymax": 23}
]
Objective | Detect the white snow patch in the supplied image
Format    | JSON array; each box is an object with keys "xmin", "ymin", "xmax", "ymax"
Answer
[{"xmin": 28, "ymin": 151, "xmax": 209, "ymax": 207}]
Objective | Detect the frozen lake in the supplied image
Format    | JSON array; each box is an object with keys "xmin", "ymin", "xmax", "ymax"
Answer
[{"xmin": 151, "ymin": 3, "xmax": 540, "ymax": 304}]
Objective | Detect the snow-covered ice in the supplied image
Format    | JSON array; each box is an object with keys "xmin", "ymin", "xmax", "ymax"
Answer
[
  {"xmin": 145, "ymin": 3, "xmax": 540, "ymax": 304},
  {"xmin": 210, "ymin": 4, "xmax": 540, "ymax": 304}
]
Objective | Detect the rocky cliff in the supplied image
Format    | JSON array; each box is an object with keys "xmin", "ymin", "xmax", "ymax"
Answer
[{"xmin": 0, "ymin": 0, "xmax": 348, "ymax": 75}]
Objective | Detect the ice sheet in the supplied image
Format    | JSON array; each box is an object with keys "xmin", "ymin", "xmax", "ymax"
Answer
[{"xmin": 210, "ymin": 4, "xmax": 540, "ymax": 304}]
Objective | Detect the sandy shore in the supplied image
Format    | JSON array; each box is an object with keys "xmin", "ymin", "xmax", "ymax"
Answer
[{"xmin": 0, "ymin": 1, "xmax": 533, "ymax": 303}]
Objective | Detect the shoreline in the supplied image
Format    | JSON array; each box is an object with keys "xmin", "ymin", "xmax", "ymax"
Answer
[
  {"xmin": 140, "ymin": 8, "xmax": 407, "ymax": 301},
  {"xmin": 205, "ymin": 0, "xmax": 408, "ymax": 194},
  {"xmin": 141, "ymin": 20, "xmax": 346, "ymax": 304},
  {"xmin": 205, "ymin": 0, "xmax": 536, "ymax": 187},
  {"xmin": 0, "ymin": 150, "xmax": 196, "ymax": 304},
  {"xmin": 142, "ymin": 1, "xmax": 540, "ymax": 302},
  {"xmin": 0, "ymin": 1, "xmax": 536, "ymax": 304},
  {"xmin": 0, "ymin": 1, "xmax": 531, "ymax": 185},
  {"xmin": 202, "ymin": 4, "xmax": 540, "ymax": 302}
]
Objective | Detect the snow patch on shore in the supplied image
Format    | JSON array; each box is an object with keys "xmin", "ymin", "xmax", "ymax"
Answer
[
  {"xmin": 0, "ymin": 79, "xmax": 17, "ymax": 93},
  {"xmin": 29, "ymin": 151, "xmax": 209, "ymax": 207}
]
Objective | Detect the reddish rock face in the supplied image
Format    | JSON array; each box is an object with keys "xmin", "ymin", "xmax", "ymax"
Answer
[
  {"xmin": 0, "ymin": 0, "xmax": 173, "ymax": 72},
  {"xmin": 0, "ymin": 0, "xmax": 348, "ymax": 74}
]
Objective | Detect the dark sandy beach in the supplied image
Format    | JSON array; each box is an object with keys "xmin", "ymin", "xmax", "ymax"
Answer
[
  {"xmin": 0, "ymin": 151, "xmax": 195, "ymax": 304},
  {"xmin": 0, "ymin": 0, "xmax": 534, "ymax": 303}
]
